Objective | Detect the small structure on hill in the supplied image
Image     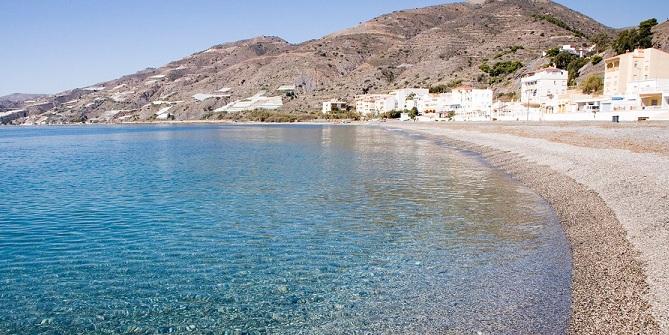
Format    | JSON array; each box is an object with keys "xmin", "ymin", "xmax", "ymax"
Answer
[
  {"xmin": 155, "ymin": 107, "xmax": 174, "ymax": 120},
  {"xmin": 215, "ymin": 92, "xmax": 283, "ymax": 113},
  {"xmin": 277, "ymin": 85, "xmax": 296, "ymax": 97}
]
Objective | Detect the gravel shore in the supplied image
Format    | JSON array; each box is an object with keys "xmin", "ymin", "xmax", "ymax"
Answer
[{"xmin": 384, "ymin": 121, "xmax": 669, "ymax": 334}]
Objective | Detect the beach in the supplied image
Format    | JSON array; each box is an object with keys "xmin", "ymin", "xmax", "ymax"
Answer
[{"xmin": 384, "ymin": 121, "xmax": 669, "ymax": 334}]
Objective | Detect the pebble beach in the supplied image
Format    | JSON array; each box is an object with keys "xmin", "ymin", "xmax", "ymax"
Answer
[{"xmin": 386, "ymin": 121, "xmax": 669, "ymax": 334}]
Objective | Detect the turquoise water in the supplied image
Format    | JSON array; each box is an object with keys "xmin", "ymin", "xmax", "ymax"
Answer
[{"xmin": 0, "ymin": 125, "xmax": 570, "ymax": 334}]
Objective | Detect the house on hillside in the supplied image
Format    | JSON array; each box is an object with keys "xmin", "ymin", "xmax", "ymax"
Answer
[
  {"xmin": 155, "ymin": 107, "xmax": 174, "ymax": 120},
  {"xmin": 277, "ymin": 85, "xmax": 296, "ymax": 97},
  {"xmin": 560, "ymin": 44, "xmax": 595, "ymax": 58},
  {"xmin": 215, "ymin": 92, "xmax": 283, "ymax": 113}
]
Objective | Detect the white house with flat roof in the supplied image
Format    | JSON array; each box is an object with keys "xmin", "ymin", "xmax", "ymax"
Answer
[
  {"xmin": 450, "ymin": 86, "xmax": 493, "ymax": 121},
  {"xmin": 277, "ymin": 85, "xmax": 296, "ymax": 96},
  {"xmin": 521, "ymin": 68, "xmax": 568, "ymax": 113},
  {"xmin": 355, "ymin": 94, "xmax": 395, "ymax": 116},
  {"xmin": 625, "ymin": 79, "xmax": 669, "ymax": 110},
  {"xmin": 390, "ymin": 88, "xmax": 430, "ymax": 110},
  {"xmin": 215, "ymin": 92, "xmax": 283, "ymax": 113},
  {"xmin": 322, "ymin": 100, "xmax": 349, "ymax": 114}
]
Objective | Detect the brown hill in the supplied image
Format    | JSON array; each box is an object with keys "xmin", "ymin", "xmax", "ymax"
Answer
[
  {"xmin": 653, "ymin": 20, "xmax": 669, "ymax": 52},
  {"xmin": 21, "ymin": 0, "xmax": 613, "ymax": 123}
]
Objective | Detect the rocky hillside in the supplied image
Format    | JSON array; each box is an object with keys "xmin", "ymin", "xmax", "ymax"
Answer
[
  {"xmin": 653, "ymin": 20, "xmax": 669, "ymax": 52},
  {"xmin": 17, "ymin": 0, "xmax": 614, "ymax": 124},
  {"xmin": 0, "ymin": 93, "xmax": 47, "ymax": 112}
]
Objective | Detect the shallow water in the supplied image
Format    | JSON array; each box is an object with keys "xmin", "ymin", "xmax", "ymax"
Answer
[{"xmin": 0, "ymin": 124, "xmax": 570, "ymax": 334}]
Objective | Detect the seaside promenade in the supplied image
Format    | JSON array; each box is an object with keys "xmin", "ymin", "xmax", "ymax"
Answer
[{"xmin": 386, "ymin": 121, "xmax": 669, "ymax": 335}]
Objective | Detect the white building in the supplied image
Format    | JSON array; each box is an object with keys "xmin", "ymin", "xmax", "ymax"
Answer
[
  {"xmin": 604, "ymin": 48, "xmax": 669, "ymax": 98},
  {"xmin": 192, "ymin": 93, "xmax": 230, "ymax": 102},
  {"xmin": 558, "ymin": 44, "xmax": 595, "ymax": 58},
  {"xmin": 322, "ymin": 100, "xmax": 349, "ymax": 114},
  {"xmin": 277, "ymin": 85, "xmax": 296, "ymax": 96},
  {"xmin": 416, "ymin": 93, "xmax": 460, "ymax": 114},
  {"xmin": 390, "ymin": 88, "xmax": 430, "ymax": 110},
  {"xmin": 624, "ymin": 79, "xmax": 669, "ymax": 110},
  {"xmin": 155, "ymin": 107, "xmax": 174, "ymax": 120},
  {"xmin": 215, "ymin": 92, "xmax": 283, "ymax": 113},
  {"xmin": 355, "ymin": 94, "xmax": 395, "ymax": 116},
  {"xmin": 451, "ymin": 86, "xmax": 493, "ymax": 121},
  {"xmin": 521, "ymin": 68, "xmax": 568, "ymax": 113}
]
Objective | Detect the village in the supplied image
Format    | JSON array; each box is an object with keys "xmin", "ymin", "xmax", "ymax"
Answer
[
  {"xmin": 321, "ymin": 46, "xmax": 669, "ymax": 122},
  {"xmin": 2, "ymin": 45, "xmax": 669, "ymax": 125}
]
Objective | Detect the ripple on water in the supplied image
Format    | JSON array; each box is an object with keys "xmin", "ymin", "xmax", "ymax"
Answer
[{"xmin": 0, "ymin": 125, "xmax": 571, "ymax": 334}]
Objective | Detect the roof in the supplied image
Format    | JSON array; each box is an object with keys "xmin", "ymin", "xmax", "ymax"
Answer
[
  {"xmin": 82, "ymin": 86, "xmax": 105, "ymax": 91},
  {"xmin": 604, "ymin": 48, "xmax": 669, "ymax": 62},
  {"xmin": 277, "ymin": 85, "xmax": 296, "ymax": 91},
  {"xmin": 155, "ymin": 106, "xmax": 172, "ymax": 116},
  {"xmin": 524, "ymin": 67, "xmax": 565, "ymax": 77},
  {"xmin": 192, "ymin": 93, "xmax": 229, "ymax": 101}
]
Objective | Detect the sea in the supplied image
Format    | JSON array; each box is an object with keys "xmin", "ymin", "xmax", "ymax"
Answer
[{"xmin": 0, "ymin": 124, "xmax": 571, "ymax": 334}]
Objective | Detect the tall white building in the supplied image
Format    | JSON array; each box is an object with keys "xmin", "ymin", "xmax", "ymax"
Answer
[
  {"xmin": 521, "ymin": 68, "xmax": 568, "ymax": 112},
  {"xmin": 355, "ymin": 94, "xmax": 395, "ymax": 116},
  {"xmin": 390, "ymin": 88, "xmax": 430, "ymax": 110},
  {"xmin": 451, "ymin": 86, "xmax": 493, "ymax": 121},
  {"xmin": 604, "ymin": 48, "xmax": 669, "ymax": 97}
]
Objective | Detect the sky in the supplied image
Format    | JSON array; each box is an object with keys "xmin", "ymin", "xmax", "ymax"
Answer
[{"xmin": 1, "ymin": 0, "xmax": 668, "ymax": 97}]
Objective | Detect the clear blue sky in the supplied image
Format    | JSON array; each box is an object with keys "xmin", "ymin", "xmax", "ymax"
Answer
[{"xmin": 1, "ymin": 0, "xmax": 667, "ymax": 96}]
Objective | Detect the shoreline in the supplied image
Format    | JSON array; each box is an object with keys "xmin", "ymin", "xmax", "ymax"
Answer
[{"xmin": 385, "ymin": 122, "xmax": 668, "ymax": 334}]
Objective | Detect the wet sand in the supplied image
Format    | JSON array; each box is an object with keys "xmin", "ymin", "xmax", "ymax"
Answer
[{"xmin": 384, "ymin": 121, "xmax": 669, "ymax": 334}]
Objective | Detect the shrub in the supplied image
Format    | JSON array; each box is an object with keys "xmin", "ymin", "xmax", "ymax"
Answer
[
  {"xmin": 567, "ymin": 57, "xmax": 589, "ymax": 85},
  {"xmin": 545, "ymin": 48, "xmax": 561, "ymax": 58},
  {"xmin": 429, "ymin": 79, "xmax": 463, "ymax": 93},
  {"xmin": 382, "ymin": 110, "xmax": 402, "ymax": 119},
  {"xmin": 493, "ymin": 46, "xmax": 524, "ymax": 59},
  {"xmin": 591, "ymin": 55, "xmax": 603, "ymax": 65},
  {"xmin": 552, "ymin": 51, "xmax": 578, "ymax": 69},
  {"xmin": 487, "ymin": 61, "xmax": 523, "ymax": 77},
  {"xmin": 548, "ymin": 51, "xmax": 590, "ymax": 85},
  {"xmin": 591, "ymin": 32, "xmax": 611, "ymax": 53},
  {"xmin": 580, "ymin": 75, "xmax": 604, "ymax": 95},
  {"xmin": 408, "ymin": 107, "xmax": 419, "ymax": 120}
]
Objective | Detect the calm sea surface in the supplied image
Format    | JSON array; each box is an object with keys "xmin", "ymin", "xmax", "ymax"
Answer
[{"xmin": 0, "ymin": 125, "xmax": 570, "ymax": 334}]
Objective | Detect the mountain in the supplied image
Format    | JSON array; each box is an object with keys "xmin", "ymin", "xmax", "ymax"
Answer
[
  {"xmin": 18, "ymin": 0, "xmax": 614, "ymax": 124},
  {"xmin": 0, "ymin": 93, "xmax": 47, "ymax": 112},
  {"xmin": 653, "ymin": 20, "xmax": 669, "ymax": 52}
]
